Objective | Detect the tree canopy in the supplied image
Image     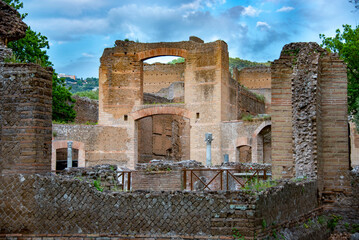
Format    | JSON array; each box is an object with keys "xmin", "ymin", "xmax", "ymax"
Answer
[
  {"xmin": 4, "ymin": 0, "xmax": 76, "ymax": 122},
  {"xmin": 320, "ymin": 24, "xmax": 359, "ymax": 128}
]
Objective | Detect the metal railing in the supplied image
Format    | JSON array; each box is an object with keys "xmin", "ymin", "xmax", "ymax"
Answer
[{"xmin": 182, "ymin": 168, "xmax": 268, "ymax": 191}]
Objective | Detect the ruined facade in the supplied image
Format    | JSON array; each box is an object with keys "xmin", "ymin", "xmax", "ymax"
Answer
[
  {"xmin": 271, "ymin": 43, "xmax": 350, "ymax": 198},
  {"xmin": 52, "ymin": 36, "xmax": 266, "ymax": 169},
  {"xmin": 0, "ymin": 2, "xmax": 356, "ymax": 239}
]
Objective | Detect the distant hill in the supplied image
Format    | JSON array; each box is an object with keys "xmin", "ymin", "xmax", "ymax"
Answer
[
  {"xmin": 229, "ymin": 57, "xmax": 270, "ymax": 72},
  {"xmin": 63, "ymin": 77, "xmax": 99, "ymax": 93}
]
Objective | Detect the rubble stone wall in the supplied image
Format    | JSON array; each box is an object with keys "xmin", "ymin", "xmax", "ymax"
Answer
[
  {"xmin": 0, "ymin": 174, "xmax": 318, "ymax": 239},
  {"xmin": 271, "ymin": 42, "xmax": 350, "ymax": 198},
  {"xmin": 72, "ymin": 95, "xmax": 98, "ymax": 124}
]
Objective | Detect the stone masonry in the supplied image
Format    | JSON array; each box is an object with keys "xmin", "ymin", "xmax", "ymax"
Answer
[
  {"xmin": 0, "ymin": 174, "xmax": 318, "ymax": 238},
  {"xmin": 271, "ymin": 42, "xmax": 350, "ymax": 199}
]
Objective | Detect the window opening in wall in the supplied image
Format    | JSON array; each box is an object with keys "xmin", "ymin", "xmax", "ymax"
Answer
[
  {"xmin": 196, "ymin": 112, "xmax": 200, "ymax": 119},
  {"xmin": 236, "ymin": 145, "xmax": 252, "ymax": 163},
  {"xmin": 124, "ymin": 115, "xmax": 128, "ymax": 121},
  {"xmin": 142, "ymin": 56, "xmax": 185, "ymax": 105},
  {"xmin": 56, "ymin": 148, "xmax": 79, "ymax": 171},
  {"xmin": 257, "ymin": 125, "xmax": 272, "ymax": 164}
]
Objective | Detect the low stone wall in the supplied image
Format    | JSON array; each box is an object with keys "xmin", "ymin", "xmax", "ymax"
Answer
[{"xmin": 0, "ymin": 174, "xmax": 318, "ymax": 239}]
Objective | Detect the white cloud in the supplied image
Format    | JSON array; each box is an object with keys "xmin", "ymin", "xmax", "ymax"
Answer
[
  {"xmin": 82, "ymin": 53, "xmax": 95, "ymax": 58},
  {"xmin": 277, "ymin": 6, "xmax": 294, "ymax": 12},
  {"xmin": 242, "ymin": 6, "xmax": 262, "ymax": 16},
  {"xmin": 256, "ymin": 21, "xmax": 271, "ymax": 30}
]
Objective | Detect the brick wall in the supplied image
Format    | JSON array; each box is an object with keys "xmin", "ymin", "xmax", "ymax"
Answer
[
  {"xmin": 132, "ymin": 170, "xmax": 183, "ymax": 191},
  {"xmin": 0, "ymin": 174, "xmax": 318, "ymax": 238},
  {"xmin": 238, "ymin": 66, "xmax": 271, "ymax": 89},
  {"xmin": 143, "ymin": 62, "xmax": 184, "ymax": 94},
  {"xmin": 271, "ymin": 42, "xmax": 350, "ymax": 199},
  {"xmin": 0, "ymin": 63, "xmax": 52, "ymax": 174}
]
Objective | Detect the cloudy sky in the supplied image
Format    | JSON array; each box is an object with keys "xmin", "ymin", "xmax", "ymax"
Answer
[{"xmin": 20, "ymin": 0, "xmax": 358, "ymax": 78}]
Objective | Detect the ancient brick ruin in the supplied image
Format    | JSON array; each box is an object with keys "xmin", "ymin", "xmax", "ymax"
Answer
[
  {"xmin": 0, "ymin": 1, "xmax": 53, "ymax": 175},
  {"xmin": 0, "ymin": 1, "xmax": 358, "ymax": 239}
]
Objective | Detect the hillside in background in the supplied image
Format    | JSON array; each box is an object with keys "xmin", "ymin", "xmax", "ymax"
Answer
[{"xmin": 229, "ymin": 57, "xmax": 270, "ymax": 72}]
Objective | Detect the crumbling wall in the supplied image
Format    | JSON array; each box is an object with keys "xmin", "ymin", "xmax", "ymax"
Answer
[
  {"xmin": 72, "ymin": 95, "xmax": 98, "ymax": 123},
  {"xmin": 143, "ymin": 62, "xmax": 184, "ymax": 94},
  {"xmin": 271, "ymin": 42, "xmax": 350, "ymax": 199},
  {"xmin": 53, "ymin": 124, "xmax": 133, "ymax": 168},
  {"xmin": 0, "ymin": 174, "xmax": 318, "ymax": 239},
  {"xmin": 237, "ymin": 84, "xmax": 266, "ymax": 118}
]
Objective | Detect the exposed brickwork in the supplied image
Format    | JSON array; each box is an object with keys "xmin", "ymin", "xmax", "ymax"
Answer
[
  {"xmin": 137, "ymin": 114, "xmax": 190, "ymax": 163},
  {"xmin": 0, "ymin": 174, "xmax": 318, "ymax": 238},
  {"xmin": 132, "ymin": 170, "xmax": 182, "ymax": 191},
  {"xmin": 271, "ymin": 42, "xmax": 350, "ymax": 198},
  {"xmin": 350, "ymin": 122, "xmax": 359, "ymax": 167},
  {"xmin": 239, "ymin": 66, "xmax": 271, "ymax": 89},
  {"xmin": 143, "ymin": 62, "xmax": 184, "ymax": 94},
  {"xmin": 237, "ymin": 84, "xmax": 266, "ymax": 118},
  {"xmin": 0, "ymin": 63, "xmax": 53, "ymax": 174},
  {"xmin": 52, "ymin": 124, "xmax": 132, "ymax": 168},
  {"xmin": 0, "ymin": 0, "xmax": 27, "ymax": 43}
]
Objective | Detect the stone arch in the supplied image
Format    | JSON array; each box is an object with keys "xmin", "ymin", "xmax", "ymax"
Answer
[
  {"xmin": 136, "ymin": 48, "xmax": 188, "ymax": 61},
  {"xmin": 252, "ymin": 121, "xmax": 272, "ymax": 163},
  {"xmin": 52, "ymin": 140, "xmax": 85, "ymax": 171},
  {"xmin": 131, "ymin": 106, "xmax": 191, "ymax": 120},
  {"xmin": 236, "ymin": 144, "xmax": 252, "ymax": 163}
]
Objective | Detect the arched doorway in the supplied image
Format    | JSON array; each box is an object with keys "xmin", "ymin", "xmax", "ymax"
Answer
[
  {"xmin": 236, "ymin": 145, "xmax": 252, "ymax": 163},
  {"xmin": 132, "ymin": 107, "xmax": 191, "ymax": 163},
  {"xmin": 52, "ymin": 140, "xmax": 85, "ymax": 171},
  {"xmin": 252, "ymin": 121, "xmax": 272, "ymax": 163}
]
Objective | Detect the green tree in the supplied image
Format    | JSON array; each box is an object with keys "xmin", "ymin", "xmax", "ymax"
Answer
[
  {"xmin": 320, "ymin": 25, "xmax": 359, "ymax": 128},
  {"xmin": 4, "ymin": 0, "xmax": 76, "ymax": 122},
  {"xmin": 168, "ymin": 57, "xmax": 185, "ymax": 64}
]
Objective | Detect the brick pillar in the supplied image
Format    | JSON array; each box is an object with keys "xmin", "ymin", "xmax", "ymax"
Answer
[
  {"xmin": 0, "ymin": 63, "xmax": 52, "ymax": 174},
  {"xmin": 271, "ymin": 42, "xmax": 350, "ymax": 199},
  {"xmin": 320, "ymin": 56, "xmax": 351, "ymax": 196},
  {"xmin": 271, "ymin": 56, "xmax": 294, "ymax": 178}
]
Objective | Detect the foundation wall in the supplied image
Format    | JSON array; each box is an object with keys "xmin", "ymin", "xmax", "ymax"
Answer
[{"xmin": 0, "ymin": 174, "xmax": 317, "ymax": 238}]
